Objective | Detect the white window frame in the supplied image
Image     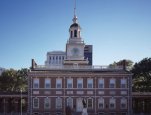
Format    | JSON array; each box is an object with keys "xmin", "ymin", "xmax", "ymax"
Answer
[
  {"xmin": 87, "ymin": 78, "xmax": 93, "ymax": 88},
  {"xmin": 77, "ymin": 78, "xmax": 83, "ymax": 88},
  {"xmin": 67, "ymin": 78, "xmax": 73, "ymax": 88},
  {"xmin": 109, "ymin": 98, "xmax": 116, "ymax": 109},
  {"xmin": 44, "ymin": 97, "xmax": 50, "ymax": 109},
  {"xmin": 56, "ymin": 78, "xmax": 62, "ymax": 88},
  {"xmin": 45, "ymin": 78, "xmax": 51, "ymax": 89},
  {"xmin": 66, "ymin": 97, "xmax": 73, "ymax": 108},
  {"xmin": 120, "ymin": 98, "xmax": 127, "ymax": 109},
  {"xmin": 87, "ymin": 98, "xmax": 93, "ymax": 109},
  {"xmin": 121, "ymin": 78, "xmax": 127, "ymax": 88},
  {"xmin": 98, "ymin": 78, "xmax": 104, "ymax": 88},
  {"xmin": 98, "ymin": 98, "xmax": 104, "ymax": 109},
  {"xmin": 33, "ymin": 78, "xmax": 39, "ymax": 89},
  {"xmin": 56, "ymin": 97, "xmax": 62, "ymax": 109},
  {"xmin": 109, "ymin": 78, "xmax": 116, "ymax": 88},
  {"xmin": 33, "ymin": 98, "xmax": 39, "ymax": 108}
]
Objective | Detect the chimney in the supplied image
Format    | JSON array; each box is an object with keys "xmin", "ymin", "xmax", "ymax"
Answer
[{"xmin": 31, "ymin": 59, "xmax": 37, "ymax": 69}]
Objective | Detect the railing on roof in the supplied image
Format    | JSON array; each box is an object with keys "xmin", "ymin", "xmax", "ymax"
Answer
[{"xmin": 33, "ymin": 65, "xmax": 124, "ymax": 71}]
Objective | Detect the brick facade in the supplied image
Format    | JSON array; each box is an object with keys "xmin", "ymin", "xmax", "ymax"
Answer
[{"xmin": 28, "ymin": 68, "xmax": 132, "ymax": 115}]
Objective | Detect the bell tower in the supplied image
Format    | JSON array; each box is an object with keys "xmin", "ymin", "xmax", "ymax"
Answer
[{"xmin": 64, "ymin": 0, "xmax": 88, "ymax": 65}]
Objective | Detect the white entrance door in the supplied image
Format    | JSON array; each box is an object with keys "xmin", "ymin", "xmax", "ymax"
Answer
[{"xmin": 76, "ymin": 98, "xmax": 83, "ymax": 112}]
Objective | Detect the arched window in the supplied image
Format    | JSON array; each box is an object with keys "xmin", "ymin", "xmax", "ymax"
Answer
[
  {"xmin": 109, "ymin": 97, "xmax": 116, "ymax": 109},
  {"xmin": 56, "ymin": 97, "xmax": 62, "ymax": 109},
  {"xmin": 98, "ymin": 97, "xmax": 104, "ymax": 109},
  {"xmin": 67, "ymin": 97, "xmax": 73, "ymax": 108},
  {"xmin": 70, "ymin": 31, "xmax": 73, "ymax": 38},
  {"xmin": 74, "ymin": 30, "xmax": 77, "ymax": 37}
]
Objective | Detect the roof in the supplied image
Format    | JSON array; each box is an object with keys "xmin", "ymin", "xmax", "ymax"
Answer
[{"xmin": 70, "ymin": 23, "xmax": 81, "ymax": 28}]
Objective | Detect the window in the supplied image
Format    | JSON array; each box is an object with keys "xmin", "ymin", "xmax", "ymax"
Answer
[
  {"xmin": 87, "ymin": 78, "xmax": 93, "ymax": 88},
  {"xmin": 67, "ymin": 97, "xmax": 73, "ymax": 108},
  {"xmin": 45, "ymin": 78, "xmax": 51, "ymax": 88},
  {"xmin": 121, "ymin": 78, "xmax": 127, "ymax": 88},
  {"xmin": 33, "ymin": 78, "xmax": 39, "ymax": 88},
  {"xmin": 109, "ymin": 79, "xmax": 116, "ymax": 88},
  {"xmin": 121, "ymin": 98, "xmax": 127, "ymax": 109},
  {"xmin": 56, "ymin": 78, "xmax": 62, "ymax": 88},
  {"xmin": 98, "ymin": 98, "xmax": 104, "ymax": 109},
  {"xmin": 74, "ymin": 30, "xmax": 77, "ymax": 37},
  {"xmin": 77, "ymin": 78, "xmax": 83, "ymax": 88},
  {"xmin": 98, "ymin": 78, "xmax": 104, "ymax": 88},
  {"xmin": 109, "ymin": 98, "xmax": 116, "ymax": 109},
  {"xmin": 33, "ymin": 98, "xmax": 39, "ymax": 108},
  {"xmin": 87, "ymin": 98, "xmax": 93, "ymax": 108},
  {"xmin": 67, "ymin": 78, "xmax": 73, "ymax": 88},
  {"xmin": 70, "ymin": 31, "xmax": 73, "ymax": 38},
  {"xmin": 44, "ymin": 97, "xmax": 50, "ymax": 109},
  {"xmin": 56, "ymin": 97, "xmax": 62, "ymax": 109}
]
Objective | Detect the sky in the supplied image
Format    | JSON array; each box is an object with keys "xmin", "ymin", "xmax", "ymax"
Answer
[{"xmin": 0, "ymin": 0, "xmax": 151, "ymax": 69}]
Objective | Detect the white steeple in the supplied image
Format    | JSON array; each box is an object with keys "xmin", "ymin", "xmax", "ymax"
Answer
[{"xmin": 64, "ymin": 0, "xmax": 89, "ymax": 65}]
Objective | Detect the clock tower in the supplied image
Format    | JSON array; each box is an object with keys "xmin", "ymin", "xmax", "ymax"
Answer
[{"xmin": 64, "ymin": 4, "xmax": 88, "ymax": 65}]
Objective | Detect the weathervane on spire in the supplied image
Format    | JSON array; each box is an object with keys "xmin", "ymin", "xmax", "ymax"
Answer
[
  {"xmin": 73, "ymin": 0, "xmax": 78, "ymax": 23},
  {"xmin": 74, "ymin": 0, "xmax": 76, "ymax": 16}
]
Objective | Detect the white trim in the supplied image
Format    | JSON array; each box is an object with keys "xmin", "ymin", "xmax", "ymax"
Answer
[
  {"xmin": 33, "ymin": 97, "xmax": 39, "ymax": 109},
  {"xmin": 87, "ymin": 98, "xmax": 93, "ymax": 109},
  {"xmin": 98, "ymin": 97, "xmax": 104, "ymax": 109},
  {"xmin": 56, "ymin": 97, "xmax": 62, "ymax": 109},
  {"xmin": 67, "ymin": 78, "xmax": 73, "ymax": 88},
  {"xmin": 77, "ymin": 78, "xmax": 83, "ymax": 88},
  {"xmin": 56, "ymin": 78, "xmax": 62, "ymax": 88},
  {"xmin": 87, "ymin": 78, "xmax": 93, "ymax": 88},
  {"xmin": 44, "ymin": 97, "xmax": 51, "ymax": 109},
  {"xmin": 98, "ymin": 78, "xmax": 104, "ymax": 88},
  {"xmin": 66, "ymin": 97, "xmax": 73, "ymax": 108},
  {"xmin": 45, "ymin": 78, "xmax": 51, "ymax": 88}
]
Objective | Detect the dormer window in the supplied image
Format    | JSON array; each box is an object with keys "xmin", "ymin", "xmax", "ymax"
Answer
[{"xmin": 74, "ymin": 30, "xmax": 77, "ymax": 37}]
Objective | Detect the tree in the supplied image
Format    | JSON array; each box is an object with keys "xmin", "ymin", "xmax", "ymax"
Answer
[
  {"xmin": 0, "ymin": 68, "xmax": 28, "ymax": 92},
  {"xmin": 131, "ymin": 58, "xmax": 151, "ymax": 92},
  {"xmin": 109, "ymin": 59, "xmax": 133, "ymax": 70}
]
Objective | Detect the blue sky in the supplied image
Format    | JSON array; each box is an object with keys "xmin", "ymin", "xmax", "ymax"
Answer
[{"xmin": 0, "ymin": 0, "xmax": 151, "ymax": 69}]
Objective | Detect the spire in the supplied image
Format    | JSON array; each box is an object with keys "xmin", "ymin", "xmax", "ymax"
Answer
[
  {"xmin": 74, "ymin": 0, "xmax": 76, "ymax": 17},
  {"xmin": 72, "ymin": 0, "xmax": 78, "ymax": 23}
]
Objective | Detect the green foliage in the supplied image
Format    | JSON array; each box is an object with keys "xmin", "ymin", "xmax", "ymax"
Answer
[
  {"xmin": 109, "ymin": 59, "xmax": 133, "ymax": 69},
  {"xmin": 0, "ymin": 68, "xmax": 28, "ymax": 92},
  {"xmin": 131, "ymin": 58, "xmax": 151, "ymax": 92}
]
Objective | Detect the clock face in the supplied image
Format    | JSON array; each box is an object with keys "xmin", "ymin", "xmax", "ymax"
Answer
[{"xmin": 71, "ymin": 48, "xmax": 79, "ymax": 56}]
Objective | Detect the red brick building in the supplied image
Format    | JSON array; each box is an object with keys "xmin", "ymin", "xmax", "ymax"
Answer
[
  {"xmin": 28, "ymin": 5, "xmax": 132, "ymax": 115},
  {"xmin": 28, "ymin": 64, "xmax": 132, "ymax": 115}
]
